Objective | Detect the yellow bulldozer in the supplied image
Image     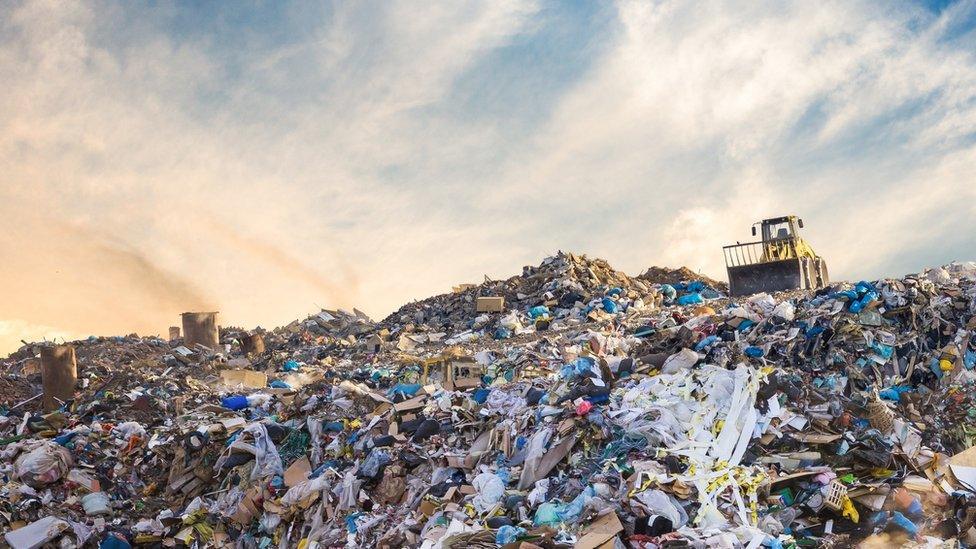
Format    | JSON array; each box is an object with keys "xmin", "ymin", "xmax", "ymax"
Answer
[{"xmin": 723, "ymin": 215, "xmax": 829, "ymax": 296}]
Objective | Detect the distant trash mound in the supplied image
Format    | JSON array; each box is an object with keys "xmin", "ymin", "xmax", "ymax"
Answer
[
  {"xmin": 4, "ymin": 253, "xmax": 976, "ymax": 547},
  {"xmin": 638, "ymin": 265, "xmax": 728, "ymax": 292}
]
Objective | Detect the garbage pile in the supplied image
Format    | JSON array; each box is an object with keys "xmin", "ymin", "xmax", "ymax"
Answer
[
  {"xmin": 638, "ymin": 266, "xmax": 728, "ymax": 293},
  {"xmin": 3, "ymin": 254, "xmax": 976, "ymax": 548}
]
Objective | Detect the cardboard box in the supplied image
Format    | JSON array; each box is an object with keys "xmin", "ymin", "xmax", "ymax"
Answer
[
  {"xmin": 574, "ymin": 512, "xmax": 623, "ymax": 549},
  {"xmin": 476, "ymin": 296, "xmax": 505, "ymax": 313},
  {"xmin": 283, "ymin": 457, "xmax": 311, "ymax": 488},
  {"xmin": 220, "ymin": 370, "xmax": 268, "ymax": 389}
]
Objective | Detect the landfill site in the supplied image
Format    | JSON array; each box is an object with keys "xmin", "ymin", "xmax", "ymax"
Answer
[{"xmin": 5, "ymin": 222, "xmax": 976, "ymax": 548}]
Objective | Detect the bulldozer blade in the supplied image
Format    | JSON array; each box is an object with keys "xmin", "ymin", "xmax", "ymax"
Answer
[{"xmin": 727, "ymin": 258, "xmax": 808, "ymax": 297}]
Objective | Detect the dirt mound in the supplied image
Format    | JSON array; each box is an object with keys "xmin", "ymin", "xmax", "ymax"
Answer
[{"xmin": 638, "ymin": 265, "xmax": 727, "ymax": 291}]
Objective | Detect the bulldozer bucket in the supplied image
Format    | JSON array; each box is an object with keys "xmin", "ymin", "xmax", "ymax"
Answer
[
  {"xmin": 723, "ymin": 217, "xmax": 829, "ymax": 296},
  {"xmin": 727, "ymin": 258, "xmax": 807, "ymax": 297}
]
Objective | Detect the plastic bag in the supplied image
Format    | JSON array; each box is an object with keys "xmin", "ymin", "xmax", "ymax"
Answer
[
  {"xmin": 662, "ymin": 348, "xmax": 698, "ymax": 374},
  {"xmin": 112, "ymin": 421, "xmax": 147, "ymax": 441},
  {"xmin": 771, "ymin": 301, "xmax": 795, "ymax": 321},
  {"xmin": 358, "ymin": 450, "xmax": 390, "ymax": 479},
  {"xmin": 533, "ymin": 485, "xmax": 595, "ymax": 526},
  {"xmin": 306, "ymin": 416, "xmax": 323, "ymax": 467},
  {"xmin": 281, "ymin": 475, "xmax": 331, "ymax": 506},
  {"xmin": 499, "ymin": 312, "xmax": 522, "ymax": 331},
  {"xmin": 633, "ymin": 489, "xmax": 688, "ymax": 528},
  {"xmin": 472, "ymin": 472, "xmax": 505, "ymax": 513},
  {"xmin": 519, "ymin": 427, "xmax": 554, "ymax": 489},
  {"xmin": 246, "ymin": 393, "xmax": 272, "ymax": 408},
  {"xmin": 221, "ymin": 395, "xmax": 248, "ymax": 410},
  {"xmin": 15, "ymin": 441, "xmax": 73, "ymax": 487},
  {"xmin": 527, "ymin": 478, "xmax": 550, "ymax": 507},
  {"xmin": 496, "ymin": 525, "xmax": 525, "ymax": 545},
  {"xmin": 387, "ymin": 383, "xmax": 421, "ymax": 399},
  {"xmin": 659, "ymin": 284, "xmax": 677, "ymax": 302},
  {"xmin": 486, "ymin": 389, "xmax": 527, "ymax": 417},
  {"xmin": 244, "ymin": 423, "xmax": 283, "ymax": 480}
]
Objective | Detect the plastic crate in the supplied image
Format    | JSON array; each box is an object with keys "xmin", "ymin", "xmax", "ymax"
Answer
[
  {"xmin": 823, "ymin": 480, "xmax": 848, "ymax": 512},
  {"xmin": 867, "ymin": 399, "xmax": 894, "ymax": 433}
]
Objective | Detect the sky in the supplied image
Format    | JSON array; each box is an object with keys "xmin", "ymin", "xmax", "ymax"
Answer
[{"xmin": 2, "ymin": 0, "xmax": 976, "ymax": 355}]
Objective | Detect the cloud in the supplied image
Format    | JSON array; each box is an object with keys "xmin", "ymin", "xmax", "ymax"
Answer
[
  {"xmin": 0, "ymin": 0, "xmax": 541, "ymax": 351},
  {"xmin": 484, "ymin": 0, "xmax": 976, "ymax": 278},
  {"xmin": 2, "ymin": 0, "xmax": 976, "ymax": 354}
]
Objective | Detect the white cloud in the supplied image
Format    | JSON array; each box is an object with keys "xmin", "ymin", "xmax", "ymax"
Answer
[{"xmin": 485, "ymin": 0, "xmax": 976, "ymax": 278}]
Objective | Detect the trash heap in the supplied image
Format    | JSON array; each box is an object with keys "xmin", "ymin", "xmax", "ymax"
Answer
[{"xmin": 3, "ymin": 255, "xmax": 976, "ymax": 548}]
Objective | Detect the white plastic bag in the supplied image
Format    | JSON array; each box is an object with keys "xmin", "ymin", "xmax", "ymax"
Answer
[
  {"xmin": 14, "ymin": 441, "xmax": 73, "ymax": 487},
  {"xmin": 771, "ymin": 301, "xmax": 795, "ymax": 321},
  {"xmin": 282, "ymin": 475, "xmax": 331, "ymax": 506},
  {"xmin": 112, "ymin": 421, "xmax": 147, "ymax": 441},
  {"xmin": 662, "ymin": 348, "xmax": 698, "ymax": 374},
  {"xmin": 527, "ymin": 478, "xmax": 550, "ymax": 507},
  {"xmin": 244, "ymin": 423, "xmax": 283, "ymax": 480},
  {"xmin": 471, "ymin": 472, "xmax": 505, "ymax": 513},
  {"xmin": 633, "ymin": 489, "xmax": 688, "ymax": 528}
]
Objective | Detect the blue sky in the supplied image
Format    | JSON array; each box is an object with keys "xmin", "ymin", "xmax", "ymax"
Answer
[{"xmin": 2, "ymin": 0, "xmax": 976, "ymax": 353}]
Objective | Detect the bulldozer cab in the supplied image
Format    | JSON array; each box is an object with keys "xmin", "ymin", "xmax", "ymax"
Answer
[
  {"xmin": 753, "ymin": 216, "xmax": 806, "ymax": 262},
  {"xmin": 724, "ymin": 215, "xmax": 828, "ymax": 296},
  {"xmin": 756, "ymin": 216, "xmax": 798, "ymax": 240}
]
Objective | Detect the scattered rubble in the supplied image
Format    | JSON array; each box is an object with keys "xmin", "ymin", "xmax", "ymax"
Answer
[
  {"xmin": 2, "ymin": 253, "xmax": 976, "ymax": 548},
  {"xmin": 638, "ymin": 266, "xmax": 728, "ymax": 293}
]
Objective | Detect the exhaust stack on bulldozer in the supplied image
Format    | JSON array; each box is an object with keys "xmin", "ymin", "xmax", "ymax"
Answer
[{"xmin": 723, "ymin": 215, "xmax": 829, "ymax": 296}]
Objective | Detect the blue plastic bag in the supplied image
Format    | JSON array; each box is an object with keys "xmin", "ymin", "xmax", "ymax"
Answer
[
  {"xmin": 744, "ymin": 346, "xmax": 763, "ymax": 358},
  {"xmin": 890, "ymin": 511, "xmax": 918, "ymax": 536},
  {"xmin": 99, "ymin": 534, "xmax": 132, "ymax": 549},
  {"xmin": 879, "ymin": 385, "xmax": 910, "ymax": 401},
  {"xmin": 322, "ymin": 421, "xmax": 344, "ymax": 432},
  {"xmin": 221, "ymin": 395, "xmax": 249, "ymax": 410},
  {"xmin": 496, "ymin": 525, "xmax": 525, "ymax": 545},
  {"xmin": 695, "ymin": 335, "xmax": 718, "ymax": 351},
  {"xmin": 471, "ymin": 388, "xmax": 491, "ymax": 404},
  {"xmin": 387, "ymin": 383, "xmax": 421, "ymax": 399},
  {"xmin": 659, "ymin": 284, "xmax": 677, "ymax": 302},
  {"xmin": 677, "ymin": 293, "xmax": 703, "ymax": 306},
  {"xmin": 533, "ymin": 486, "xmax": 594, "ymax": 526}
]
